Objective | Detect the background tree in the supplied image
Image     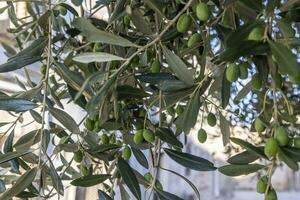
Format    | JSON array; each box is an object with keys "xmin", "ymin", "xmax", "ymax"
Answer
[{"xmin": 0, "ymin": 0, "xmax": 300, "ymax": 200}]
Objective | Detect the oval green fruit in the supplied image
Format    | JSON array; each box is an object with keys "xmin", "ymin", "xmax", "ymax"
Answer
[
  {"xmin": 93, "ymin": 121, "xmax": 101, "ymax": 132},
  {"xmin": 198, "ymin": 129, "xmax": 207, "ymax": 143},
  {"xmin": 207, "ymin": 112, "xmax": 217, "ymax": 127},
  {"xmin": 226, "ymin": 63, "xmax": 239, "ymax": 82},
  {"xmin": 252, "ymin": 73, "xmax": 262, "ymax": 90},
  {"xmin": 143, "ymin": 129, "xmax": 155, "ymax": 143},
  {"xmin": 123, "ymin": 15, "xmax": 131, "ymax": 27},
  {"xmin": 151, "ymin": 59, "xmax": 161, "ymax": 73},
  {"xmin": 256, "ymin": 176, "xmax": 268, "ymax": 194},
  {"xmin": 187, "ymin": 33, "xmax": 202, "ymax": 48},
  {"xmin": 85, "ymin": 118, "xmax": 95, "ymax": 131},
  {"xmin": 133, "ymin": 130, "xmax": 144, "ymax": 144},
  {"xmin": 266, "ymin": 189, "xmax": 278, "ymax": 200},
  {"xmin": 122, "ymin": 145, "xmax": 132, "ymax": 160},
  {"xmin": 254, "ymin": 118, "xmax": 266, "ymax": 133},
  {"xmin": 80, "ymin": 165, "xmax": 89, "ymax": 176},
  {"xmin": 294, "ymin": 137, "xmax": 300, "ymax": 148},
  {"xmin": 264, "ymin": 138, "xmax": 279, "ymax": 158},
  {"xmin": 239, "ymin": 63, "xmax": 248, "ymax": 80},
  {"xmin": 274, "ymin": 126, "xmax": 289, "ymax": 146},
  {"xmin": 40, "ymin": 64, "xmax": 47, "ymax": 75},
  {"xmin": 101, "ymin": 134, "xmax": 110, "ymax": 145},
  {"xmin": 176, "ymin": 14, "xmax": 192, "ymax": 33},
  {"xmin": 196, "ymin": 3, "xmax": 210, "ymax": 21},
  {"xmin": 73, "ymin": 151, "xmax": 83, "ymax": 163},
  {"xmin": 248, "ymin": 27, "xmax": 264, "ymax": 41}
]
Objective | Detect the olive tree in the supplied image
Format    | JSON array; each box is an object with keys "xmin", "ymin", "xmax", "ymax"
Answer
[{"xmin": 0, "ymin": 0, "xmax": 300, "ymax": 200}]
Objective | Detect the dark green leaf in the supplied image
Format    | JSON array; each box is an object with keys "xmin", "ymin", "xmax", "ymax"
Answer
[
  {"xmin": 162, "ymin": 45, "xmax": 194, "ymax": 86},
  {"xmin": 71, "ymin": 174, "xmax": 111, "ymax": 187},
  {"xmin": 0, "ymin": 150, "xmax": 31, "ymax": 164},
  {"xmin": 116, "ymin": 85, "xmax": 148, "ymax": 100},
  {"xmin": 98, "ymin": 190, "xmax": 113, "ymax": 200},
  {"xmin": 278, "ymin": 148, "xmax": 299, "ymax": 171},
  {"xmin": 155, "ymin": 189, "xmax": 184, "ymax": 200},
  {"xmin": 218, "ymin": 164, "xmax": 265, "ymax": 176},
  {"xmin": 0, "ymin": 98, "xmax": 38, "ymax": 112},
  {"xmin": 0, "ymin": 167, "xmax": 37, "ymax": 200},
  {"xmin": 231, "ymin": 137, "xmax": 268, "ymax": 159},
  {"xmin": 164, "ymin": 148, "xmax": 216, "ymax": 171},
  {"xmin": 227, "ymin": 150, "xmax": 260, "ymax": 164},
  {"xmin": 49, "ymin": 107, "xmax": 80, "ymax": 134},
  {"xmin": 156, "ymin": 127, "xmax": 183, "ymax": 148},
  {"xmin": 132, "ymin": 148, "xmax": 149, "ymax": 169},
  {"xmin": 175, "ymin": 88, "xmax": 202, "ymax": 134},
  {"xmin": 269, "ymin": 40, "xmax": 300, "ymax": 75},
  {"xmin": 117, "ymin": 158, "xmax": 141, "ymax": 200}
]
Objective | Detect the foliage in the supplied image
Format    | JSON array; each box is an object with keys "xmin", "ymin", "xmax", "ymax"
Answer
[{"xmin": 0, "ymin": 0, "xmax": 299, "ymax": 199}]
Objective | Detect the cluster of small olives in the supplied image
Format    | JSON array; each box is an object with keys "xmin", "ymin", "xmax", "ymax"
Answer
[
  {"xmin": 133, "ymin": 129, "xmax": 155, "ymax": 144},
  {"xmin": 197, "ymin": 112, "xmax": 217, "ymax": 144},
  {"xmin": 225, "ymin": 62, "xmax": 249, "ymax": 83},
  {"xmin": 84, "ymin": 115, "xmax": 101, "ymax": 132}
]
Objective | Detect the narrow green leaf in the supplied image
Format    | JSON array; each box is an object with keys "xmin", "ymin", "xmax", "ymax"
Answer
[
  {"xmin": 158, "ymin": 80, "xmax": 191, "ymax": 92},
  {"xmin": 72, "ymin": 18, "xmax": 136, "ymax": 47},
  {"xmin": 71, "ymin": 174, "xmax": 110, "ymax": 187},
  {"xmin": 47, "ymin": 155, "xmax": 64, "ymax": 195},
  {"xmin": 117, "ymin": 157, "xmax": 141, "ymax": 200},
  {"xmin": 162, "ymin": 45, "xmax": 194, "ymax": 86},
  {"xmin": 155, "ymin": 189, "xmax": 184, "ymax": 200},
  {"xmin": 144, "ymin": 0, "xmax": 167, "ymax": 19},
  {"xmin": 278, "ymin": 148, "xmax": 299, "ymax": 171},
  {"xmin": 227, "ymin": 150, "xmax": 260, "ymax": 164},
  {"xmin": 218, "ymin": 164, "xmax": 265, "ymax": 176},
  {"xmin": 282, "ymin": 147, "xmax": 300, "ymax": 162},
  {"xmin": 0, "ymin": 167, "xmax": 37, "ymax": 200},
  {"xmin": 231, "ymin": 137, "xmax": 268, "ymax": 159},
  {"xmin": 0, "ymin": 150, "xmax": 31, "ymax": 164},
  {"xmin": 160, "ymin": 167, "xmax": 200, "ymax": 200},
  {"xmin": 175, "ymin": 88, "xmax": 202, "ymax": 134},
  {"xmin": 73, "ymin": 52, "xmax": 125, "ymax": 63},
  {"xmin": 0, "ymin": 98, "xmax": 38, "ymax": 112},
  {"xmin": 221, "ymin": 69, "xmax": 231, "ymax": 108},
  {"xmin": 132, "ymin": 148, "xmax": 149, "ymax": 169},
  {"xmin": 116, "ymin": 85, "xmax": 148, "ymax": 100},
  {"xmin": 219, "ymin": 112, "xmax": 231, "ymax": 146},
  {"xmin": 156, "ymin": 127, "xmax": 183, "ymax": 148},
  {"xmin": 269, "ymin": 40, "xmax": 300, "ymax": 75},
  {"xmin": 234, "ymin": 81, "xmax": 252, "ymax": 102},
  {"xmin": 164, "ymin": 148, "xmax": 216, "ymax": 171},
  {"xmin": 98, "ymin": 190, "xmax": 113, "ymax": 200},
  {"xmin": 49, "ymin": 107, "xmax": 80, "ymax": 134},
  {"xmin": 131, "ymin": 9, "xmax": 153, "ymax": 35}
]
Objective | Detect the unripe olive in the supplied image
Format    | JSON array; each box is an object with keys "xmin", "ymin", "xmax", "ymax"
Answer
[
  {"xmin": 176, "ymin": 105, "xmax": 184, "ymax": 115},
  {"xmin": 274, "ymin": 73, "xmax": 283, "ymax": 89},
  {"xmin": 73, "ymin": 151, "xmax": 83, "ymax": 163},
  {"xmin": 176, "ymin": 14, "xmax": 192, "ymax": 33},
  {"xmin": 144, "ymin": 172, "xmax": 153, "ymax": 182},
  {"xmin": 265, "ymin": 189, "xmax": 278, "ymax": 200},
  {"xmin": 151, "ymin": 59, "xmax": 161, "ymax": 73},
  {"xmin": 58, "ymin": 6, "xmax": 67, "ymax": 16},
  {"xmin": 196, "ymin": 3, "xmax": 210, "ymax": 21},
  {"xmin": 122, "ymin": 145, "xmax": 132, "ymax": 160},
  {"xmin": 123, "ymin": 15, "xmax": 131, "ymax": 27},
  {"xmin": 248, "ymin": 27, "xmax": 264, "ymax": 41},
  {"xmin": 239, "ymin": 63, "xmax": 248, "ymax": 80},
  {"xmin": 187, "ymin": 33, "xmax": 202, "ymax": 48},
  {"xmin": 274, "ymin": 126, "xmax": 289, "ymax": 146},
  {"xmin": 80, "ymin": 165, "xmax": 89, "ymax": 176},
  {"xmin": 143, "ymin": 129, "xmax": 155, "ymax": 143},
  {"xmin": 254, "ymin": 118, "xmax": 266, "ymax": 133},
  {"xmin": 264, "ymin": 138, "xmax": 279, "ymax": 158},
  {"xmin": 85, "ymin": 118, "xmax": 95, "ymax": 131},
  {"xmin": 256, "ymin": 176, "xmax": 268, "ymax": 194},
  {"xmin": 40, "ymin": 64, "xmax": 47, "ymax": 75},
  {"xmin": 198, "ymin": 129, "xmax": 207, "ymax": 143},
  {"xmin": 225, "ymin": 63, "xmax": 239, "ymax": 82},
  {"xmin": 101, "ymin": 134, "xmax": 110, "ymax": 145},
  {"xmin": 133, "ymin": 130, "xmax": 144, "ymax": 144},
  {"xmin": 294, "ymin": 137, "xmax": 300, "ymax": 148},
  {"xmin": 252, "ymin": 73, "xmax": 262, "ymax": 90},
  {"xmin": 155, "ymin": 180, "xmax": 163, "ymax": 190},
  {"xmin": 93, "ymin": 121, "xmax": 101, "ymax": 132},
  {"xmin": 207, "ymin": 112, "xmax": 217, "ymax": 127}
]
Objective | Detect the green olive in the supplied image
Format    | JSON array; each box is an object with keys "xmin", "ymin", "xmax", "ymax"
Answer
[
  {"xmin": 196, "ymin": 3, "xmax": 210, "ymax": 21},
  {"xmin": 143, "ymin": 129, "xmax": 155, "ymax": 143},
  {"xmin": 225, "ymin": 63, "xmax": 239, "ymax": 82},
  {"xmin": 122, "ymin": 145, "xmax": 132, "ymax": 160},
  {"xmin": 274, "ymin": 126, "xmax": 289, "ymax": 146},
  {"xmin": 197, "ymin": 128, "xmax": 207, "ymax": 143},
  {"xmin": 176, "ymin": 14, "xmax": 192, "ymax": 33},
  {"xmin": 264, "ymin": 138, "xmax": 279, "ymax": 158}
]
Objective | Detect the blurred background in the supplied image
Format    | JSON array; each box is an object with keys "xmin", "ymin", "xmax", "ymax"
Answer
[{"xmin": 0, "ymin": 1, "xmax": 300, "ymax": 200}]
